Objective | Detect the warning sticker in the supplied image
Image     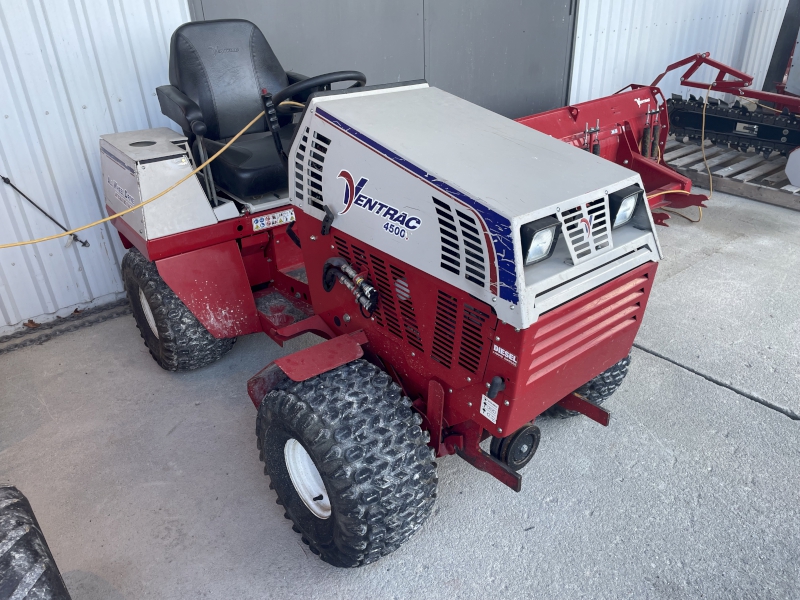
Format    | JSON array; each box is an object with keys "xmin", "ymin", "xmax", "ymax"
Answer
[
  {"xmin": 480, "ymin": 394, "xmax": 499, "ymax": 424},
  {"xmin": 252, "ymin": 208, "xmax": 295, "ymax": 232}
]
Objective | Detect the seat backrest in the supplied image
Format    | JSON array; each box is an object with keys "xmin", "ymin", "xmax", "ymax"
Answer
[{"xmin": 168, "ymin": 19, "xmax": 288, "ymax": 141}]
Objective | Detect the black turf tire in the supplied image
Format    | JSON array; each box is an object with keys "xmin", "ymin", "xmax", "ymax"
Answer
[
  {"xmin": 542, "ymin": 355, "xmax": 631, "ymax": 419},
  {"xmin": 0, "ymin": 486, "xmax": 71, "ymax": 599},
  {"xmin": 121, "ymin": 248, "xmax": 235, "ymax": 371},
  {"xmin": 256, "ymin": 359, "xmax": 437, "ymax": 567}
]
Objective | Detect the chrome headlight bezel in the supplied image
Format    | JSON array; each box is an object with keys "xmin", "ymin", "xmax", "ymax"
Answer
[{"xmin": 520, "ymin": 216, "xmax": 561, "ymax": 266}]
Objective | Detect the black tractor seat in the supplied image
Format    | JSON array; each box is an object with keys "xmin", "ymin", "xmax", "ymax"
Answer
[{"xmin": 156, "ymin": 19, "xmax": 302, "ymax": 200}]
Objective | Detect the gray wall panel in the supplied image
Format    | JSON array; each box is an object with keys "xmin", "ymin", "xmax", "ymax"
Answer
[
  {"xmin": 570, "ymin": 0, "xmax": 789, "ymax": 104},
  {"xmin": 198, "ymin": 0, "xmax": 424, "ymax": 86},
  {"xmin": 424, "ymin": 0, "xmax": 575, "ymax": 118},
  {"xmin": 0, "ymin": 0, "xmax": 189, "ymax": 334}
]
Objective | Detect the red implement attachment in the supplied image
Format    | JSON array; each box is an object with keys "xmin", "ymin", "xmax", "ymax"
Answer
[
  {"xmin": 652, "ymin": 52, "xmax": 800, "ymax": 113},
  {"xmin": 517, "ymin": 86, "xmax": 707, "ymax": 224}
]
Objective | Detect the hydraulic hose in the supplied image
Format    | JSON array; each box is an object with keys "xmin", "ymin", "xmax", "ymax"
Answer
[{"xmin": 324, "ymin": 257, "xmax": 377, "ymax": 313}]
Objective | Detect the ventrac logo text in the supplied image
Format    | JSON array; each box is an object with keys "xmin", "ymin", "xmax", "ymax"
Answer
[
  {"xmin": 579, "ymin": 214, "xmax": 594, "ymax": 237},
  {"xmin": 337, "ymin": 170, "xmax": 422, "ymax": 240}
]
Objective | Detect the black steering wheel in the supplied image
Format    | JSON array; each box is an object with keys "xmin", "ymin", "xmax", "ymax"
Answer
[{"xmin": 272, "ymin": 71, "xmax": 367, "ymax": 114}]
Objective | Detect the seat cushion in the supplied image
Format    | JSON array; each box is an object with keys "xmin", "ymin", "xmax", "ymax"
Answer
[{"xmin": 200, "ymin": 125, "xmax": 295, "ymax": 198}]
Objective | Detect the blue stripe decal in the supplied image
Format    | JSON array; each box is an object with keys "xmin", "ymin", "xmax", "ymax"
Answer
[{"xmin": 315, "ymin": 107, "xmax": 519, "ymax": 304}]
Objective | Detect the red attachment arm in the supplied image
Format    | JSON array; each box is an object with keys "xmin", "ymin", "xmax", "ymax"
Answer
[{"xmin": 651, "ymin": 52, "xmax": 800, "ymax": 112}]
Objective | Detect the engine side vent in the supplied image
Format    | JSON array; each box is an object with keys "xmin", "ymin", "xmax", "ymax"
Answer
[
  {"xmin": 431, "ymin": 291, "xmax": 458, "ymax": 368},
  {"xmin": 458, "ymin": 304, "xmax": 489, "ymax": 372},
  {"xmin": 390, "ymin": 265, "xmax": 424, "ymax": 352},
  {"xmin": 304, "ymin": 130, "xmax": 330, "ymax": 211},
  {"xmin": 333, "ymin": 235, "xmax": 351, "ymax": 262},
  {"xmin": 349, "ymin": 243, "xmax": 370, "ymax": 276},
  {"xmin": 369, "ymin": 255, "xmax": 403, "ymax": 339},
  {"xmin": 432, "ymin": 196, "xmax": 488, "ymax": 290}
]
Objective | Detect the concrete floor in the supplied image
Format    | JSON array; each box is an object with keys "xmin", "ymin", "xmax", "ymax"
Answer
[{"xmin": 1, "ymin": 190, "xmax": 799, "ymax": 599}]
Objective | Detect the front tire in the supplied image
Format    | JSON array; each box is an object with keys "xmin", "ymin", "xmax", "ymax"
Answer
[
  {"xmin": 256, "ymin": 359, "xmax": 437, "ymax": 567},
  {"xmin": 121, "ymin": 249, "xmax": 235, "ymax": 371},
  {"xmin": 542, "ymin": 355, "xmax": 631, "ymax": 419}
]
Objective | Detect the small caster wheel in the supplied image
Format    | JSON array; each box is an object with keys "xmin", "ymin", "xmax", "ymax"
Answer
[{"xmin": 490, "ymin": 423, "xmax": 541, "ymax": 471}]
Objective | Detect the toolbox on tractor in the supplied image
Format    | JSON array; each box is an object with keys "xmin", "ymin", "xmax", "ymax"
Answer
[{"xmin": 103, "ymin": 18, "xmax": 683, "ymax": 567}]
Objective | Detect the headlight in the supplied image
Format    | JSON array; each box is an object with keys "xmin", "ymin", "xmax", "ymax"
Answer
[
  {"xmin": 608, "ymin": 185, "xmax": 642, "ymax": 229},
  {"xmin": 520, "ymin": 216, "xmax": 561, "ymax": 265}
]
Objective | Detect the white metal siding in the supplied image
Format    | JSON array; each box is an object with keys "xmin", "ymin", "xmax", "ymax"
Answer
[
  {"xmin": 570, "ymin": 0, "xmax": 790, "ymax": 104},
  {"xmin": 0, "ymin": 0, "xmax": 189, "ymax": 334}
]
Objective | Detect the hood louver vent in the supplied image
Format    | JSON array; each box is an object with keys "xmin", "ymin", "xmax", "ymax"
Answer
[
  {"xmin": 432, "ymin": 197, "xmax": 487, "ymax": 289},
  {"xmin": 299, "ymin": 130, "xmax": 330, "ymax": 212},
  {"xmin": 293, "ymin": 126, "xmax": 310, "ymax": 207}
]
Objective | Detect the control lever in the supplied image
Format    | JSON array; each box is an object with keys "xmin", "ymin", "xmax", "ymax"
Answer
[{"xmin": 261, "ymin": 89, "xmax": 288, "ymax": 167}]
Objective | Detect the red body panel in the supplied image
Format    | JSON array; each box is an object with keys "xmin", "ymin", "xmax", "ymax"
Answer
[
  {"xmin": 466, "ymin": 262, "xmax": 656, "ymax": 435},
  {"xmin": 156, "ymin": 240, "xmax": 262, "ymax": 338}
]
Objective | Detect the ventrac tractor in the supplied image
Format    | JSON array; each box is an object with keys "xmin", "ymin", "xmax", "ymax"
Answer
[{"xmin": 102, "ymin": 19, "xmax": 689, "ymax": 567}]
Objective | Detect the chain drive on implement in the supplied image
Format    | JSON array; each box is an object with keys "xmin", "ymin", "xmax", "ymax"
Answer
[{"xmin": 667, "ymin": 95, "xmax": 800, "ymax": 156}]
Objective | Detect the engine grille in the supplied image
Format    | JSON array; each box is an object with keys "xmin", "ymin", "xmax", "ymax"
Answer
[
  {"xmin": 333, "ymin": 235, "xmax": 492, "ymax": 375},
  {"xmin": 558, "ymin": 197, "xmax": 612, "ymax": 264},
  {"xmin": 527, "ymin": 272, "xmax": 650, "ymax": 380}
]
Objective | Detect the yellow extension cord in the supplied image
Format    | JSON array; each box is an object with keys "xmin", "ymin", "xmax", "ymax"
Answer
[
  {"xmin": 650, "ymin": 82, "xmax": 715, "ymax": 223},
  {"xmin": 0, "ymin": 110, "xmax": 266, "ymax": 249},
  {"xmin": 2, "ymin": 83, "xmax": 722, "ymax": 249}
]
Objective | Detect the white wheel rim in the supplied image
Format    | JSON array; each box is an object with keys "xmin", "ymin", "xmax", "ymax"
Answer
[
  {"xmin": 138, "ymin": 287, "xmax": 159, "ymax": 339},
  {"xmin": 284, "ymin": 438, "xmax": 331, "ymax": 519}
]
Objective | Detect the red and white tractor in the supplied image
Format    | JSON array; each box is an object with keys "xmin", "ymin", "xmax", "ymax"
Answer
[{"xmin": 102, "ymin": 19, "xmax": 699, "ymax": 567}]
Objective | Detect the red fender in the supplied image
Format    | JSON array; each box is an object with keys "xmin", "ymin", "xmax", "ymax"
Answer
[
  {"xmin": 156, "ymin": 240, "xmax": 261, "ymax": 338},
  {"xmin": 247, "ymin": 331, "xmax": 368, "ymax": 407}
]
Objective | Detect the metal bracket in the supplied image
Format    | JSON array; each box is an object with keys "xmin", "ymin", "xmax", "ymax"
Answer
[
  {"xmin": 448, "ymin": 421, "xmax": 522, "ymax": 492},
  {"xmin": 555, "ymin": 393, "xmax": 611, "ymax": 427}
]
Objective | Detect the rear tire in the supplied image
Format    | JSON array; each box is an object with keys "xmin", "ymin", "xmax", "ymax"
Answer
[
  {"xmin": 121, "ymin": 249, "xmax": 235, "ymax": 371},
  {"xmin": 256, "ymin": 359, "xmax": 437, "ymax": 567},
  {"xmin": 0, "ymin": 486, "xmax": 71, "ymax": 599},
  {"xmin": 542, "ymin": 355, "xmax": 631, "ymax": 419}
]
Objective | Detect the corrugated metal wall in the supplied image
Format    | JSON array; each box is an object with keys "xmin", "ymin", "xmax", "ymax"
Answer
[
  {"xmin": 570, "ymin": 0, "xmax": 789, "ymax": 104},
  {"xmin": 0, "ymin": 0, "xmax": 189, "ymax": 334}
]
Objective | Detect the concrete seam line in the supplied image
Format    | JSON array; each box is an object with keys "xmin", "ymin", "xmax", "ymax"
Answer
[{"xmin": 632, "ymin": 343, "xmax": 800, "ymax": 421}]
